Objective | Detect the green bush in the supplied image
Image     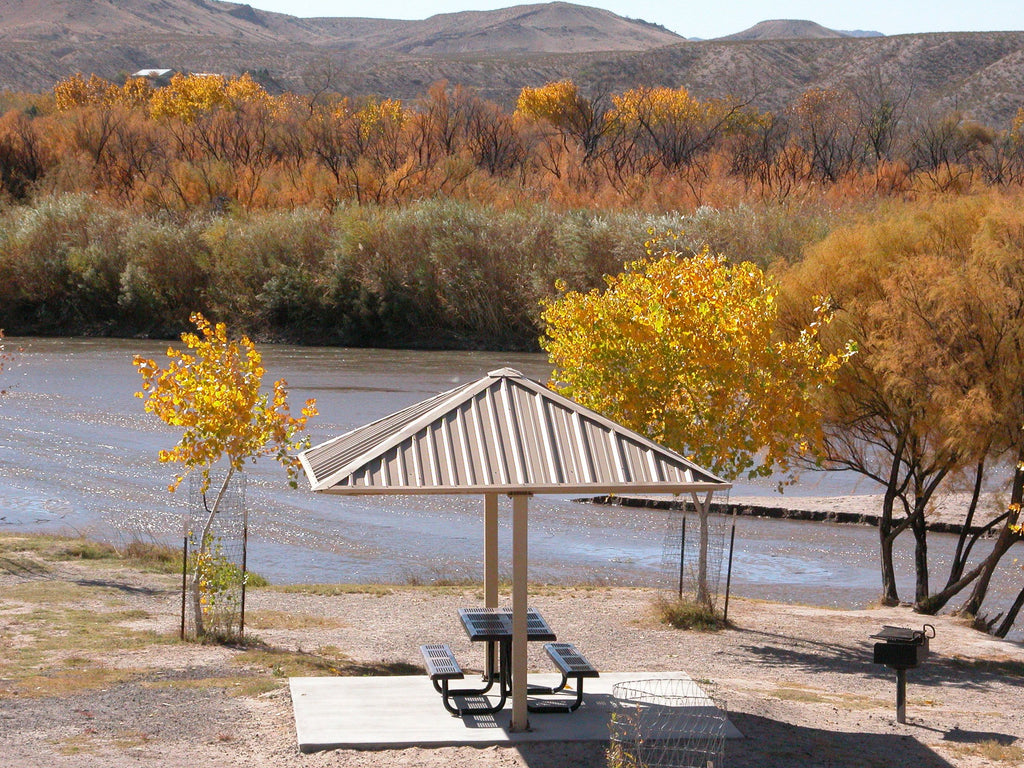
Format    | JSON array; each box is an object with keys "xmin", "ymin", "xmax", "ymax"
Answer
[
  {"xmin": 117, "ymin": 216, "xmax": 210, "ymax": 334},
  {"xmin": 0, "ymin": 194, "xmax": 130, "ymax": 330},
  {"xmin": 0, "ymin": 195, "xmax": 841, "ymax": 346}
]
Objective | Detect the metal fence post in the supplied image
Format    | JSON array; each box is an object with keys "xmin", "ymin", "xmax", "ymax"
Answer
[
  {"xmin": 180, "ymin": 535, "xmax": 188, "ymax": 640},
  {"xmin": 723, "ymin": 522, "xmax": 736, "ymax": 623},
  {"xmin": 677, "ymin": 515, "xmax": 686, "ymax": 600}
]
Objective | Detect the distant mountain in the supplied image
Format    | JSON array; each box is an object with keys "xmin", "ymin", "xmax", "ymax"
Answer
[
  {"xmin": 0, "ymin": 2, "xmax": 1022, "ymax": 127},
  {"xmin": 721, "ymin": 19, "xmax": 869, "ymax": 40},
  {"xmin": 839, "ymin": 29, "xmax": 886, "ymax": 38},
  {"xmin": 309, "ymin": 2, "xmax": 684, "ymax": 54},
  {"xmin": 0, "ymin": 0, "xmax": 683, "ymax": 52}
]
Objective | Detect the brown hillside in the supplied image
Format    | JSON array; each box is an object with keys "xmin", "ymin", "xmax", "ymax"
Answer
[
  {"xmin": 0, "ymin": 0, "xmax": 309, "ymax": 42},
  {"xmin": 0, "ymin": 2, "xmax": 1022, "ymax": 127},
  {"xmin": 0, "ymin": 0, "xmax": 681, "ymax": 51}
]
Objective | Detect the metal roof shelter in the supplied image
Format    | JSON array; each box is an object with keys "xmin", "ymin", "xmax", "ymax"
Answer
[{"xmin": 299, "ymin": 367, "xmax": 731, "ymax": 731}]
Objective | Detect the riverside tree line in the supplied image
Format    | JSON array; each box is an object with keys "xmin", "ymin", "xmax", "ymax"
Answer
[
  {"xmin": 0, "ymin": 72, "xmax": 1021, "ymax": 634},
  {"xmin": 0, "ymin": 72, "xmax": 1020, "ymax": 210}
]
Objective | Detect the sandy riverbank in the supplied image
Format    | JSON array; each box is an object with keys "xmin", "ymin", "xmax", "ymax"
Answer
[{"xmin": 2, "ymin": 534, "xmax": 1022, "ymax": 768}]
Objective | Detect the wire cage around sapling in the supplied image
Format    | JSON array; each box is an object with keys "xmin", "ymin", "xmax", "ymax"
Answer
[
  {"xmin": 181, "ymin": 472, "xmax": 249, "ymax": 642},
  {"xmin": 660, "ymin": 496, "xmax": 735, "ymax": 618}
]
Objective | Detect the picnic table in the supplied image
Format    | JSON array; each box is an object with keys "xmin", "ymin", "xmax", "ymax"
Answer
[{"xmin": 421, "ymin": 606, "xmax": 598, "ymax": 716}]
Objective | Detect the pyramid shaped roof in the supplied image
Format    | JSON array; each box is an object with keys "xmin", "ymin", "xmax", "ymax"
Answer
[{"xmin": 299, "ymin": 368, "xmax": 729, "ymax": 495}]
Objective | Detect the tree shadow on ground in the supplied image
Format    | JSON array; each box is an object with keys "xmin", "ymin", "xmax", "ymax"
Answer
[
  {"xmin": 721, "ymin": 712, "xmax": 959, "ymax": 768},
  {"xmin": 511, "ymin": 711, "xmax": 965, "ymax": 768},
  {"xmin": 73, "ymin": 577, "xmax": 166, "ymax": 596},
  {"xmin": 0, "ymin": 553, "xmax": 52, "ymax": 577},
  {"xmin": 734, "ymin": 627, "xmax": 1023, "ymax": 690},
  {"xmin": 233, "ymin": 642, "xmax": 421, "ymax": 677},
  {"xmin": 940, "ymin": 726, "xmax": 1017, "ymax": 745}
]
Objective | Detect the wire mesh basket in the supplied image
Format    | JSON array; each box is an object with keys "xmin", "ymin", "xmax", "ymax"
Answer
[
  {"xmin": 608, "ymin": 679, "xmax": 727, "ymax": 768},
  {"xmin": 182, "ymin": 471, "xmax": 248, "ymax": 641}
]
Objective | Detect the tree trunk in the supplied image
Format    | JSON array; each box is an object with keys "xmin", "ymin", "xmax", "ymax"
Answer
[
  {"xmin": 956, "ymin": 459, "xmax": 1023, "ymax": 619},
  {"xmin": 190, "ymin": 468, "xmax": 234, "ymax": 637},
  {"xmin": 696, "ymin": 501, "xmax": 711, "ymax": 610},
  {"xmin": 994, "ymin": 586, "xmax": 1024, "ymax": 639},
  {"xmin": 946, "ymin": 460, "xmax": 985, "ymax": 585},
  {"xmin": 911, "ymin": 508, "xmax": 929, "ymax": 603},
  {"xmin": 915, "ymin": 510, "xmax": 1011, "ymax": 614},
  {"xmin": 879, "ymin": 488, "xmax": 901, "ymax": 605}
]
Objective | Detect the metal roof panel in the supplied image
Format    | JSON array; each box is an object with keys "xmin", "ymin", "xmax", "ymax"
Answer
[{"xmin": 299, "ymin": 368, "xmax": 729, "ymax": 495}]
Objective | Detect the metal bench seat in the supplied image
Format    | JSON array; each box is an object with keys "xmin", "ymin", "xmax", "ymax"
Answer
[
  {"xmin": 420, "ymin": 643, "xmax": 506, "ymax": 716},
  {"xmin": 530, "ymin": 642, "xmax": 599, "ymax": 712},
  {"xmin": 421, "ymin": 643, "xmax": 464, "ymax": 681}
]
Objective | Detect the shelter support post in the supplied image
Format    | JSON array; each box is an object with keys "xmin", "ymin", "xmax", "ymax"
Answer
[
  {"xmin": 510, "ymin": 492, "xmax": 530, "ymax": 732},
  {"xmin": 484, "ymin": 493, "xmax": 499, "ymax": 609},
  {"xmin": 484, "ymin": 492, "xmax": 500, "ymax": 681}
]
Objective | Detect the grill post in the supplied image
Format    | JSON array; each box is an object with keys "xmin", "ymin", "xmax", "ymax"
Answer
[{"xmin": 896, "ymin": 668, "xmax": 907, "ymax": 724}]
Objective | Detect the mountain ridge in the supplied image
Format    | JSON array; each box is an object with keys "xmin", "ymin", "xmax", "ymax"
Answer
[{"xmin": 0, "ymin": 1, "xmax": 1022, "ymax": 126}]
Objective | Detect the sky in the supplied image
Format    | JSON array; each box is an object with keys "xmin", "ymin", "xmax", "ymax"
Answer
[{"xmin": 244, "ymin": 0, "xmax": 1024, "ymax": 39}]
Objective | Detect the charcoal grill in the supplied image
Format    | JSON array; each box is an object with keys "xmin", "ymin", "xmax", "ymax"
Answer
[{"xmin": 870, "ymin": 624, "xmax": 935, "ymax": 723}]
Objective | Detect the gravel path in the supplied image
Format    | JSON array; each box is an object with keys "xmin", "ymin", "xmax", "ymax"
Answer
[{"xmin": 2, "ymin": 551, "xmax": 1022, "ymax": 767}]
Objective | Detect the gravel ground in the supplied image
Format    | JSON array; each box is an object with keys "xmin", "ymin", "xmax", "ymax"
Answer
[{"xmin": 1, "ymin": 548, "xmax": 1023, "ymax": 767}]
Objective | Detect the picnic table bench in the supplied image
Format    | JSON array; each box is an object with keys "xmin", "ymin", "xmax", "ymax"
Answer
[
  {"xmin": 534, "ymin": 642, "xmax": 600, "ymax": 712},
  {"xmin": 420, "ymin": 642, "xmax": 505, "ymax": 716}
]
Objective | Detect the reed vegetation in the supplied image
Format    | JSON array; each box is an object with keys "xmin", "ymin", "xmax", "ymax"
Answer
[{"xmin": 0, "ymin": 195, "xmax": 836, "ymax": 348}]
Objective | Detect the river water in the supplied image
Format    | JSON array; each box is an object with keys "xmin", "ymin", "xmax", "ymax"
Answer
[{"xmin": 1, "ymin": 337, "xmax": 1020, "ymax": 637}]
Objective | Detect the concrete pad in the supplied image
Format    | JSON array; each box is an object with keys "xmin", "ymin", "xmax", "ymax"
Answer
[{"xmin": 290, "ymin": 671, "xmax": 742, "ymax": 752}]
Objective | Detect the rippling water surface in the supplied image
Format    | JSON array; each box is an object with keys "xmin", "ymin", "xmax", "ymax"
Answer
[{"xmin": 1, "ymin": 337, "xmax": 1020, "ymax": 638}]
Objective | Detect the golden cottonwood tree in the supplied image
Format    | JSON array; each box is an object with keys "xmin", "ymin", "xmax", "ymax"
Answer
[
  {"xmin": 609, "ymin": 86, "xmax": 742, "ymax": 172},
  {"xmin": 134, "ymin": 313, "xmax": 316, "ymax": 636},
  {"xmin": 149, "ymin": 73, "xmax": 229, "ymax": 123},
  {"xmin": 542, "ymin": 238, "xmax": 849, "ymax": 609},
  {"xmin": 515, "ymin": 79, "xmax": 608, "ymax": 162},
  {"xmin": 542, "ymin": 238, "xmax": 849, "ymax": 482}
]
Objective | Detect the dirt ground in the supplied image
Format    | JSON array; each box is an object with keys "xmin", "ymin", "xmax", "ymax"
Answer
[{"xmin": 1, "ymin": 536, "xmax": 1022, "ymax": 768}]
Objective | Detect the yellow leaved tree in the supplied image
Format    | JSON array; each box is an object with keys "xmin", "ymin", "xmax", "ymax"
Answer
[
  {"xmin": 134, "ymin": 313, "xmax": 317, "ymax": 637},
  {"xmin": 53, "ymin": 72, "xmax": 116, "ymax": 110},
  {"xmin": 542, "ymin": 237, "xmax": 850, "ymax": 481},
  {"xmin": 542, "ymin": 236, "xmax": 851, "ymax": 607},
  {"xmin": 515, "ymin": 79, "xmax": 607, "ymax": 162},
  {"xmin": 149, "ymin": 73, "xmax": 241, "ymax": 122}
]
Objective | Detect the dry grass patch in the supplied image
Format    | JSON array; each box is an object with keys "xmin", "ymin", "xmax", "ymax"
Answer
[
  {"xmin": 0, "ymin": 552, "xmax": 52, "ymax": 577},
  {"xmin": 112, "ymin": 729, "xmax": 155, "ymax": 749},
  {"xmin": 244, "ymin": 609, "xmax": 346, "ymax": 630},
  {"xmin": 5, "ymin": 580, "xmax": 106, "ymax": 603},
  {"xmin": 7, "ymin": 663, "xmax": 141, "ymax": 698},
  {"xmin": 0, "ymin": 532, "xmax": 182, "ymax": 574},
  {"xmin": 143, "ymin": 674, "xmax": 281, "ymax": 698},
  {"xmin": 653, "ymin": 596, "xmax": 729, "ymax": 631},
  {"xmin": 56, "ymin": 733, "xmax": 104, "ymax": 756},
  {"xmin": 56, "ymin": 728, "xmax": 154, "ymax": 756},
  {"xmin": 233, "ymin": 643, "xmax": 420, "ymax": 678},
  {"xmin": 1, "ymin": 593, "xmax": 176, "ymax": 699},
  {"xmin": 770, "ymin": 682, "xmax": 886, "ymax": 710},
  {"xmin": 0, "ymin": 533, "xmax": 115, "ymax": 562},
  {"xmin": 947, "ymin": 740, "xmax": 1024, "ymax": 764},
  {"xmin": 119, "ymin": 540, "xmax": 181, "ymax": 573}
]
